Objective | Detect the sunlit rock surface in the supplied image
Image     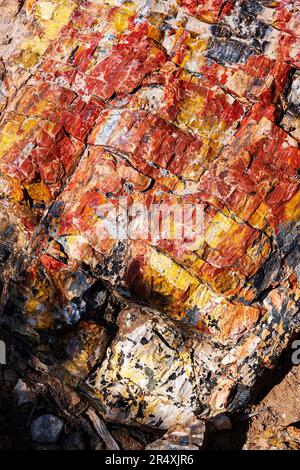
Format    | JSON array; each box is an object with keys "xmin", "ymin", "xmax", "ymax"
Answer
[{"xmin": 0, "ymin": 0, "xmax": 299, "ymax": 430}]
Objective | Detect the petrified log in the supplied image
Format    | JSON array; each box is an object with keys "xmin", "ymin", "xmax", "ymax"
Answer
[{"xmin": 0, "ymin": 0, "xmax": 299, "ymax": 432}]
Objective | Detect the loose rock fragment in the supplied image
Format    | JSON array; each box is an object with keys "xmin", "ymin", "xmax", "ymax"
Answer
[
  {"xmin": 30, "ymin": 414, "xmax": 64, "ymax": 444},
  {"xmin": 13, "ymin": 379, "xmax": 35, "ymax": 405},
  {"xmin": 146, "ymin": 420, "xmax": 205, "ymax": 450},
  {"xmin": 212, "ymin": 414, "xmax": 232, "ymax": 431}
]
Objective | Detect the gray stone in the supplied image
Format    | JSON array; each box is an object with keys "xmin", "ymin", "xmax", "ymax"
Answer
[
  {"xmin": 13, "ymin": 379, "xmax": 35, "ymax": 405},
  {"xmin": 30, "ymin": 414, "xmax": 64, "ymax": 444}
]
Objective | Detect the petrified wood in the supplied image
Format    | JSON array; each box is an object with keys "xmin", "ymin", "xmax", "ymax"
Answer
[{"xmin": 0, "ymin": 0, "xmax": 299, "ymax": 433}]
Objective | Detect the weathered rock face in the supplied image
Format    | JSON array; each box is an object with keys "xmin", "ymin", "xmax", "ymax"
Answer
[{"xmin": 0, "ymin": 0, "xmax": 299, "ymax": 431}]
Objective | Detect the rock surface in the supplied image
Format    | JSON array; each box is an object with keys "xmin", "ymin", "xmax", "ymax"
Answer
[
  {"xmin": 0, "ymin": 0, "xmax": 299, "ymax": 448},
  {"xmin": 30, "ymin": 414, "xmax": 64, "ymax": 444},
  {"xmin": 13, "ymin": 379, "xmax": 36, "ymax": 405},
  {"xmin": 146, "ymin": 420, "xmax": 205, "ymax": 450}
]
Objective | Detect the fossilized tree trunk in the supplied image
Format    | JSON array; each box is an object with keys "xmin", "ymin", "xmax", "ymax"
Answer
[{"xmin": 0, "ymin": 0, "xmax": 299, "ymax": 432}]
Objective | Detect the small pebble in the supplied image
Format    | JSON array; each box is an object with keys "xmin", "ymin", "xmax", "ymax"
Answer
[{"xmin": 30, "ymin": 414, "xmax": 64, "ymax": 444}]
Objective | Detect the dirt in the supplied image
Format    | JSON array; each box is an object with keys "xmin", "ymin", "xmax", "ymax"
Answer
[{"xmin": 244, "ymin": 353, "xmax": 300, "ymax": 449}]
